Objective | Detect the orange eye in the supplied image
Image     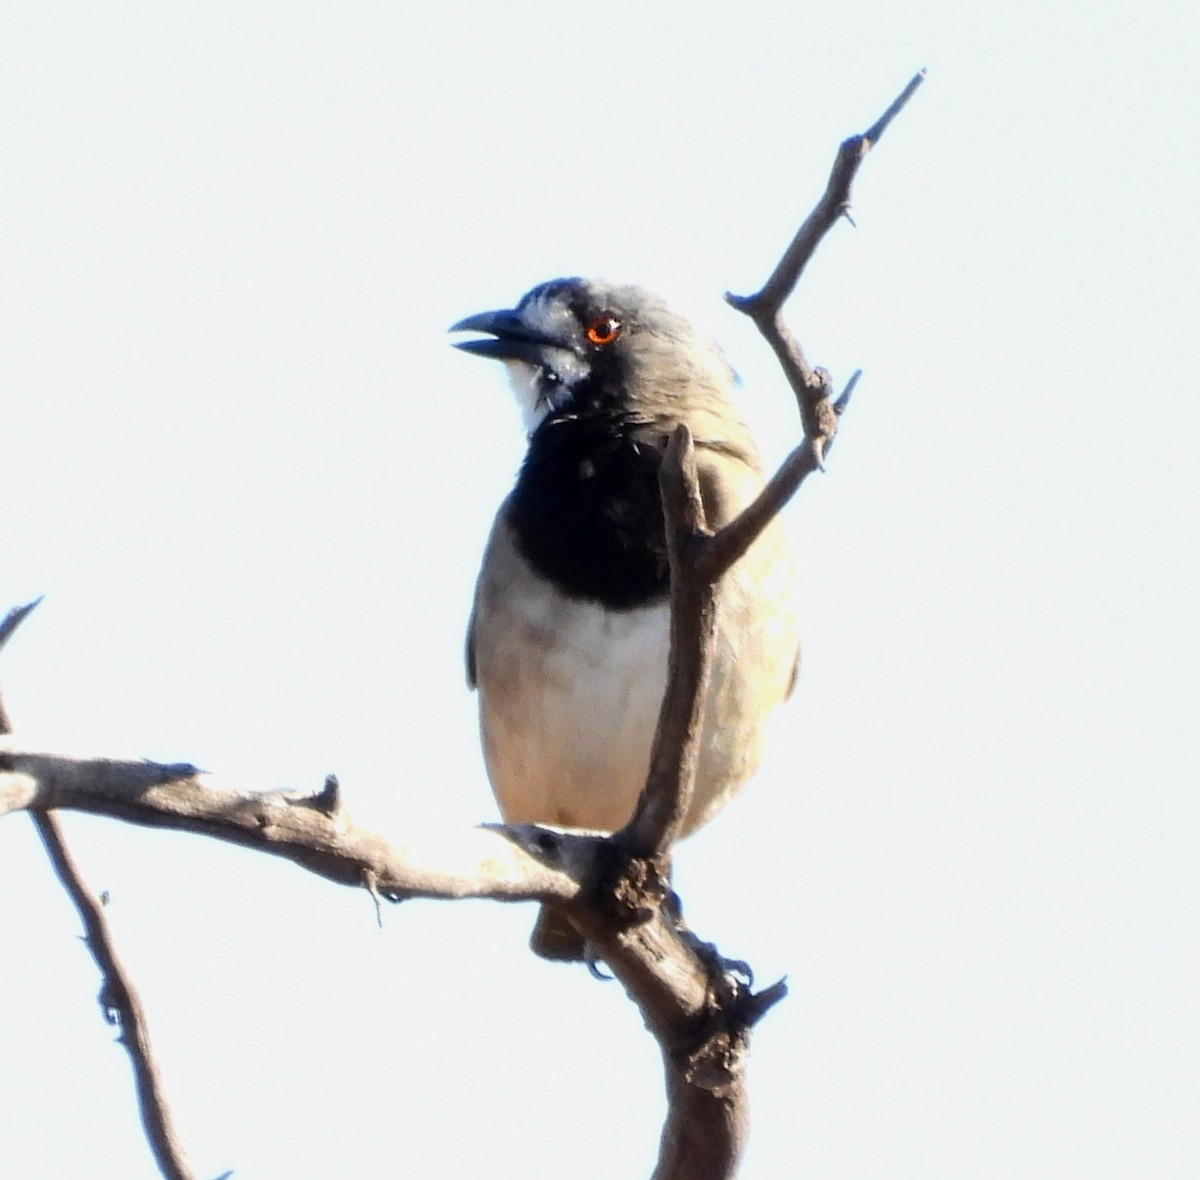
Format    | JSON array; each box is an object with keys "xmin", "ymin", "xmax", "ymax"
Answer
[{"xmin": 585, "ymin": 315, "xmax": 621, "ymax": 346}]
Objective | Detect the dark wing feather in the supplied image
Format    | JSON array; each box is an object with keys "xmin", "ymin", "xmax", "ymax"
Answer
[{"xmin": 465, "ymin": 602, "xmax": 478, "ymax": 689}]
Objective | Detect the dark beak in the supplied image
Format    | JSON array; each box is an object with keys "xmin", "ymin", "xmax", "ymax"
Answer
[{"xmin": 450, "ymin": 308, "xmax": 562, "ymax": 365}]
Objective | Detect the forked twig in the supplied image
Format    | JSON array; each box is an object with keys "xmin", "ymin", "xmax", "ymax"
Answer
[{"xmin": 624, "ymin": 70, "xmax": 925, "ymax": 864}]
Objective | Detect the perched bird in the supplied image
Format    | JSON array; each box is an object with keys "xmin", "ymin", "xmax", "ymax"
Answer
[{"xmin": 452, "ymin": 277, "xmax": 800, "ymax": 959}]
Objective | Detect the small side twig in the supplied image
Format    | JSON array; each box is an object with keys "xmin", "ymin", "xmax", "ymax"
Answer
[
  {"xmin": 32, "ymin": 811, "xmax": 198, "ymax": 1180},
  {"xmin": 722, "ymin": 67, "xmax": 926, "ymax": 521},
  {"xmin": 0, "ymin": 600, "xmax": 198, "ymax": 1180},
  {"xmin": 727, "ymin": 67, "xmax": 927, "ymax": 341},
  {"xmin": 362, "ymin": 865, "xmax": 385, "ymax": 928}
]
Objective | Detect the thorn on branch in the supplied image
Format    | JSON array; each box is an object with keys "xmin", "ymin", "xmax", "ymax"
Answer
[
  {"xmin": 145, "ymin": 761, "xmax": 205, "ymax": 784},
  {"xmin": 740, "ymin": 977, "xmax": 789, "ymax": 1029},
  {"xmin": 308, "ymin": 773, "xmax": 343, "ymax": 817}
]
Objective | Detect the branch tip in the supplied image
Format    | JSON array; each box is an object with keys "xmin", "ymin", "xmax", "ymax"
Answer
[
  {"xmin": 835, "ymin": 370, "xmax": 862, "ymax": 415},
  {"xmin": 0, "ymin": 597, "xmax": 43, "ymax": 653},
  {"xmin": 863, "ymin": 67, "xmax": 927, "ymax": 146}
]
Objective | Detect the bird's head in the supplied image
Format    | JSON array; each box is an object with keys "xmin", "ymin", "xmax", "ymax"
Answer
[{"xmin": 451, "ymin": 277, "xmax": 737, "ymax": 437}]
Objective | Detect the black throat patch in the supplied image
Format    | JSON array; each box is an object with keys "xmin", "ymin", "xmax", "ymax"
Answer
[{"xmin": 508, "ymin": 413, "xmax": 670, "ymax": 609}]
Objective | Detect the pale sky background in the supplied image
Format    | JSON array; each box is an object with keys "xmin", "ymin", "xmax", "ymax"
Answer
[{"xmin": 2, "ymin": 3, "xmax": 1197, "ymax": 1178}]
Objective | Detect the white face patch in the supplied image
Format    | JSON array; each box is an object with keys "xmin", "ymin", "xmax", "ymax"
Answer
[
  {"xmin": 502, "ymin": 294, "xmax": 592, "ymax": 434},
  {"xmin": 503, "ymin": 360, "xmax": 547, "ymax": 435}
]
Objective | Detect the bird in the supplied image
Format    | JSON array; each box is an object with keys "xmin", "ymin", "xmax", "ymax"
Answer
[{"xmin": 451, "ymin": 277, "xmax": 800, "ymax": 960}]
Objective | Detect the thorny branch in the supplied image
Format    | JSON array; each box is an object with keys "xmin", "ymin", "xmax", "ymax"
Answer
[
  {"xmin": 624, "ymin": 68, "xmax": 926, "ymax": 861},
  {"xmin": 621, "ymin": 69, "xmax": 925, "ymax": 1178},
  {"xmin": 0, "ymin": 70, "xmax": 923, "ymax": 1180}
]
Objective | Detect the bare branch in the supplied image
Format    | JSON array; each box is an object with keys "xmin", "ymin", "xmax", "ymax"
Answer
[
  {"xmin": 726, "ymin": 67, "xmax": 926, "ymax": 337},
  {"xmin": 703, "ymin": 378, "xmax": 832, "ymax": 578},
  {"xmin": 0, "ymin": 748, "xmax": 584, "ymax": 904},
  {"xmin": 32, "ymin": 811, "xmax": 198, "ymax": 1180},
  {"xmin": 1, "ymin": 69, "xmax": 922, "ymax": 1180},
  {"xmin": 708, "ymin": 70, "xmax": 926, "ymax": 572},
  {"xmin": 609, "ymin": 70, "xmax": 923, "ymax": 1177},
  {"xmin": 2, "ymin": 738, "xmax": 782, "ymax": 1180},
  {"xmin": 621, "ymin": 426, "xmax": 717, "ymax": 858}
]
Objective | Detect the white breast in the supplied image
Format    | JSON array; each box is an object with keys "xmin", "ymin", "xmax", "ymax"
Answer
[
  {"xmin": 473, "ymin": 539, "xmax": 669, "ymax": 831},
  {"xmin": 469, "ymin": 507, "xmax": 799, "ymax": 837}
]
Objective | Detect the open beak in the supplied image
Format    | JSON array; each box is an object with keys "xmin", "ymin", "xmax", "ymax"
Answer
[{"xmin": 450, "ymin": 308, "xmax": 562, "ymax": 365}]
